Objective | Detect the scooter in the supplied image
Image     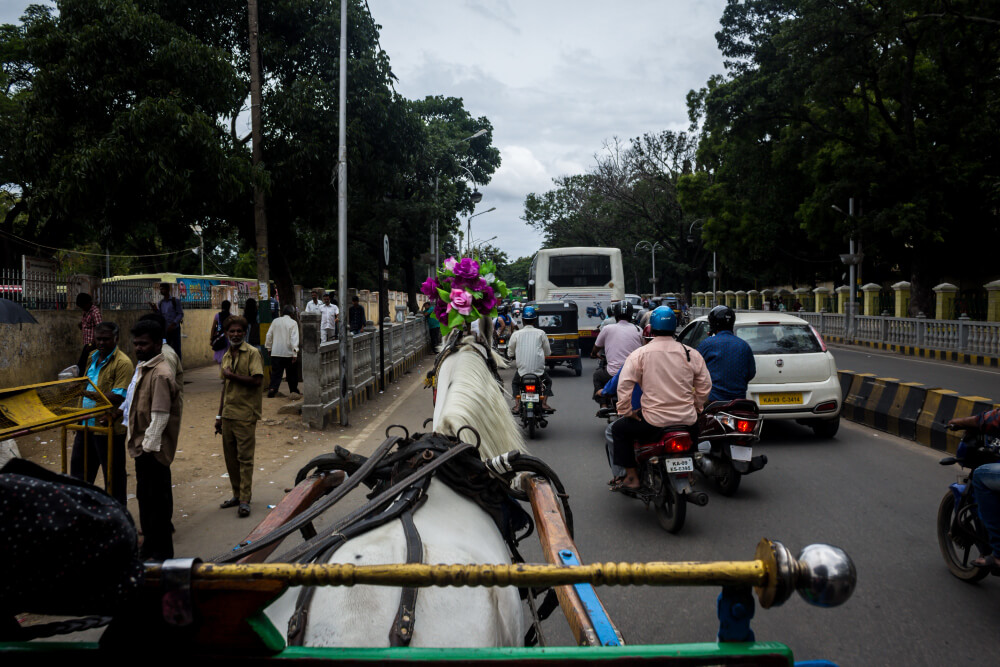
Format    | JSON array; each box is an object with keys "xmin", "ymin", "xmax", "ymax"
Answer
[
  {"xmin": 937, "ymin": 426, "xmax": 1000, "ymax": 581},
  {"xmin": 517, "ymin": 373, "xmax": 550, "ymax": 439},
  {"xmin": 613, "ymin": 424, "xmax": 709, "ymax": 533},
  {"xmin": 694, "ymin": 399, "xmax": 767, "ymax": 496}
]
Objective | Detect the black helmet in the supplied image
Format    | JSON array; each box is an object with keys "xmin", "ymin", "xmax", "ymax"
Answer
[
  {"xmin": 708, "ymin": 305, "xmax": 736, "ymax": 333},
  {"xmin": 612, "ymin": 300, "xmax": 634, "ymax": 322}
]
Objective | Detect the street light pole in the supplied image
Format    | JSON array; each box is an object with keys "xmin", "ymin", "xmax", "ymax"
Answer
[
  {"xmin": 833, "ymin": 200, "xmax": 862, "ymax": 337},
  {"xmin": 467, "ymin": 207, "xmax": 496, "ymax": 255},
  {"xmin": 686, "ymin": 219, "xmax": 717, "ymax": 306},
  {"xmin": 434, "ymin": 130, "xmax": 485, "ymax": 272},
  {"xmin": 634, "ymin": 240, "xmax": 664, "ymax": 297},
  {"xmin": 191, "ymin": 225, "xmax": 204, "ymax": 275},
  {"xmin": 336, "ymin": 0, "xmax": 349, "ymax": 426}
]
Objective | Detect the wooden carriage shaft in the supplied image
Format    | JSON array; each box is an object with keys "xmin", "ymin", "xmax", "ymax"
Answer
[
  {"xmin": 158, "ymin": 560, "xmax": 768, "ymax": 589},
  {"xmin": 524, "ymin": 475, "xmax": 623, "ymax": 647}
]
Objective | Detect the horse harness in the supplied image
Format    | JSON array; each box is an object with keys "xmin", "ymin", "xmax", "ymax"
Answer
[{"xmin": 264, "ymin": 429, "xmax": 566, "ymax": 647}]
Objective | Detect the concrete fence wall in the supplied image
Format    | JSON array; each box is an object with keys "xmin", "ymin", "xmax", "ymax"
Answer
[
  {"xmin": 0, "ymin": 308, "xmax": 217, "ymax": 388},
  {"xmin": 299, "ymin": 312, "xmax": 430, "ymax": 429}
]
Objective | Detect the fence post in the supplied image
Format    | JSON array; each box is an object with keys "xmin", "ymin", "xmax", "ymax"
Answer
[
  {"xmin": 959, "ymin": 314, "xmax": 970, "ymax": 352},
  {"xmin": 916, "ymin": 312, "xmax": 926, "ymax": 347},
  {"xmin": 880, "ymin": 311, "xmax": 890, "ymax": 343},
  {"xmin": 300, "ymin": 312, "xmax": 323, "ymax": 428}
]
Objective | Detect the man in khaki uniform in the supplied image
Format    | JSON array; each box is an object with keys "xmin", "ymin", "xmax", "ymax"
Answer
[
  {"xmin": 127, "ymin": 319, "xmax": 183, "ymax": 561},
  {"xmin": 71, "ymin": 322, "xmax": 133, "ymax": 504},
  {"xmin": 215, "ymin": 315, "xmax": 264, "ymax": 518}
]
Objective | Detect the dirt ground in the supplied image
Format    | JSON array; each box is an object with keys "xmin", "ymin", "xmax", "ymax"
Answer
[{"xmin": 13, "ymin": 357, "xmax": 438, "ymax": 558}]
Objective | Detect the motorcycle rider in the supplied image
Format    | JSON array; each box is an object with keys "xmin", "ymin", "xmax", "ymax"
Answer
[
  {"xmin": 591, "ymin": 301, "xmax": 642, "ymax": 404},
  {"xmin": 507, "ymin": 305, "xmax": 554, "ymax": 414},
  {"xmin": 597, "ymin": 324, "xmax": 653, "ymax": 485},
  {"xmin": 611, "ymin": 306, "xmax": 712, "ymax": 491},
  {"xmin": 697, "ymin": 305, "xmax": 756, "ymax": 403},
  {"xmin": 949, "ymin": 408, "xmax": 1000, "ymax": 570},
  {"xmin": 494, "ymin": 303, "xmax": 513, "ymax": 339}
]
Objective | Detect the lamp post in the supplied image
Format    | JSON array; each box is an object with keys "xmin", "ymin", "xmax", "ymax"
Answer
[
  {"xmin": 434, "ymin": 130, "xmax": 487, "ymax": 271},
  {"xmin": 634, "ymin": 240, "xmax": 665, "ymax": 297},
  {"xmin": 190, "ymin": 224, "xmax": 204, "ymax": 275},
  {"xmin": 832, "ymin": 200, "xmax": 862, "ymax": 337},
  {"xmin": 467, "ymin": 207, "xmax": 496, "ymax": 255},
  {"xmin": 686, "ymin": 219, "xmax": 717, "ymax": 306},
  {"xmin": 472, "ymin": 235, "xmax": 498, "ymax": 256}
]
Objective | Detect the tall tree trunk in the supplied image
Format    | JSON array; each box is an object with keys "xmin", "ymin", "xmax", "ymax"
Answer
[{"xmin": 403, "ymin": 255, "xmax": 418, "ymax": 313}]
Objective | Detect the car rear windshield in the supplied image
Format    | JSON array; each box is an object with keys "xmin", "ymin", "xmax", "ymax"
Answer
[
  {"xmin": 735, "ymin": 324, "xmax": 822, "ymax": 354},
  {"xmin": 547, "ymin": 255, "xmax": 611, "ymax": 287}
]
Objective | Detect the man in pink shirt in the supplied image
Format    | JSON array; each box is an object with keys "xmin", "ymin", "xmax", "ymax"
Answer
[
  {"xmin": 591, "ymin": 301, "xmax": 642, "ymax": 403},
  {"xmin": 611, "ymin": 307, "xmax": 712, "ymax": 491}
]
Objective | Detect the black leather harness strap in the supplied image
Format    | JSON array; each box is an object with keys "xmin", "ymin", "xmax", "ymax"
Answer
[{"xmin": 389, "ymin": 510, "xmax": 423, "ymax": 646}]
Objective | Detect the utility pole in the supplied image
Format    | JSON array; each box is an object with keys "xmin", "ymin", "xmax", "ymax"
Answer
[
  {"xmin": 248, "ymin": 0, "xmax": 269, "ymax": 302},
  {"xmin": 337, "ymin": 0, "xmax": 350, "ymax": 426}
]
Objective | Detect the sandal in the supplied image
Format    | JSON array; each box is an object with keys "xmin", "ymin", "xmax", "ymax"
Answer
[
  {"xmin": 511, "ymin": 406, "xmax": 520, "ymax": 415},
  {"xmin": 220, "ymin": 497, "xmax": 240, "ymax": 509},
  {"xmin": 971, "ymin": 553, "xmax": 1000, "ymax": 570},
  {"xmin": 610, "ymin": 480, "xmax": 642, "ymax": 493},
  {"xmin": 607, "ymin": 476, "xmax": 625, "ymax": 486},
  {"xmin": 238, "ymin": 502, "xmax": 251, "ymax": 518}
]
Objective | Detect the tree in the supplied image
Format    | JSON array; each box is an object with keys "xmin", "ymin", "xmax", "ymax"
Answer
[
  {"xmin": 498, "ymin": 255, "xmax": 531, "ymax": 287},
  {"xmin": 0, "ymin": 0, "xmax": 250, "ymax": 267}
]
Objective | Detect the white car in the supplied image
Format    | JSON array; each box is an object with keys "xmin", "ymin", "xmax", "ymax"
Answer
[{"xmin": 676, "ymin": 312, "xmax": 841, "ymax": 437}]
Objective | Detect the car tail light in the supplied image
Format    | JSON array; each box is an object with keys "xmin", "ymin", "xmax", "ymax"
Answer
[
  {"xmin": 808, "ymin": 324, "xmax": 828, "ymax": 352},
  {"xmin": 666, "ymin": 433, "xmax": 692, "ymax": 453},
  {"xmin": 524, "ymin": 384, "xmax": 537, "ymax": 393},
  {"xmin": 736, "ymin": 419, "xmax": 755, "ymax": 434},
  {"xmin": 814, "ymin": 400, "xmax": 838, "ymax": 413}
]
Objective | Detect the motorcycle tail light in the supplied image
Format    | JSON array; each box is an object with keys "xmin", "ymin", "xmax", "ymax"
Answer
[
  {"xmin": 736, "ymin": 419, "xmax": 754, "ymax": 434},
  {"xmin": 666, "ymin": 433, "xmax": 693, "ymax": 453},
  {"xmin": 524, "ymin": 384, "xmax": 537, "ymax": 393}
]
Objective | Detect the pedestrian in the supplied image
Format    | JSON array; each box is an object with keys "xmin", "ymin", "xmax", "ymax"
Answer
[
  {"xmin": 265, "ymin": 305, "xmax": 300, "ymax": 398},
  {"xmin": 320, "ymin": 291, "xmax": 339, "ymax": 343},
  {"xmin": 348, "ymin": 295, "xmax": 366, "ymax": 335},
  {"xmin": 126, "ymin": 318, "xmax": 183, "ymax": 561},
  {"xmin": 210, "ymin": 299, "xmax": 232, "ymax": 364},
  {"xmin": 422, "ymin": 301, "xmax": 441, "ymax": 351},
  {"xmin": 70, "ymin": 322, "xmax": 133, "ymax": 505},
  {"xmin": 76, "ymin": 292, "xmax": 102, "ymax": 374},
  {"xmin": 150, "ymin": 283, "xmax": 184, "ymax": 360},
  {"xmin": 304, "ymin": 288, "xmax": 323, "ymax": 315},
  {"xmin": 244, "ymin": 298, "xmax": 260, "ymax": 346},
  {"xmin": 215, "ymin": 315, "xmax": 264, "ymax": 518}
]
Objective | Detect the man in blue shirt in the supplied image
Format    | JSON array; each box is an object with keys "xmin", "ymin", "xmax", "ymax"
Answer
[
  {"xmin": 151, "ymin": 283, "xmax": 184, "ymax": 360},
  {"xmin": 696, "ymin": 305, "xmax": 756, "ymax": 403}
]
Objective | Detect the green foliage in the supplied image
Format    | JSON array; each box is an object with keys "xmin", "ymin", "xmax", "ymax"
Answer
[{"xmin": 498, "ymin": 255, "xmax": 532, "ymax": 288}]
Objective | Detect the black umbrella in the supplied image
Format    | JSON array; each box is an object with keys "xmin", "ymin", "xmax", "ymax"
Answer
[{"xmin": 0, "ymin": 298, "xmax": 38, "ymax": 324}]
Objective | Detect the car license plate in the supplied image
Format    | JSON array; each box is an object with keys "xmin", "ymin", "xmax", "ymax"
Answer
[
  {"xmin": 730, "ymin": 445, "xmax": 752, "ymax": 462},
  {"xmin": 759, "ymin": 392, "xmax": 803, "ymax": 405},
  {"xmin": 666, "ymin": 457, "xmax": 694, "ymax": 473},
  {"xmin": 522, "ymin": 393, "xmax": 539, "ymax": 402}
]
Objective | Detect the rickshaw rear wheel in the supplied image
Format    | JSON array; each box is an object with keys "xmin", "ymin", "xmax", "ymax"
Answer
[{"xmin": 573, "ymin": 357, "xmax": 583, "ymax": 376}]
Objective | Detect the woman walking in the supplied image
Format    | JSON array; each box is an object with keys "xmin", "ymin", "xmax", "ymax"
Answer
[{"xmin": 211, "ymin": 300, "xmax": 233, "ymax": 364}]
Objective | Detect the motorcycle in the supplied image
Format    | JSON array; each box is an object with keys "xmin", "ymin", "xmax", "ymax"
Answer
[
  {"xmin": 694, "ymin": 399, "xmax": 767, "ymax": 496},
  {"xmin": 613, "ymin": 423, "xmax": 708, "ymax": 533},
  {"xmin": 495, "ymin": 332, "xmax": 509, "ymax": 359},
  {"xmin": 937, "ymin": 426, "xmax": 1000, "ymax": 581},
  {"xmin": 517, "ymin": 373, "xmax": 550, "ymax": 439}
]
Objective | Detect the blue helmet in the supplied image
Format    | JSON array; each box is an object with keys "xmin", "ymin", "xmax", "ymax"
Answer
[
  {"xmin": 522, "ymin": 305, "xmax": 538, "ymax": 320},
  {"xmin": 649, "ymin": 306, "xmax": 677, "ymax": 334}
]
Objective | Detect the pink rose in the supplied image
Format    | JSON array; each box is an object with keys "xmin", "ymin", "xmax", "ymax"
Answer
[
  {"xmin": 442, "ymin": 257, "xmax": 458, "ymax": 272},
  {"xmin": 447, "ymin": 288, "xmax": 473, "ymax": 316}
]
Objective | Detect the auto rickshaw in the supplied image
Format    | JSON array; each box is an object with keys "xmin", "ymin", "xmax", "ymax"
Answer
[{"xmin": 533, "ymin": 299, "xmax": 583, "ymax": 376}]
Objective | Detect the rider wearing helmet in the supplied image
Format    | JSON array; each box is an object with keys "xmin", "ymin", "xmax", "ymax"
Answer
[
  {"xmin": 507, "ymin": 305, "xmax": 554, "ymax": 414},
  {"xmin": 697, "ymin": 305, "xmax": 756, "ymax": 403},
  {"xmin": 494, "ymin": 303, "xmax": 512, "ymax": 338},
  {"xmin": 610, "ymin": 306, "xmax": 712, "ymax": 491},
  {"xmin": 591, "ymin": 300, "xmax": 641, "ymax": 404}
]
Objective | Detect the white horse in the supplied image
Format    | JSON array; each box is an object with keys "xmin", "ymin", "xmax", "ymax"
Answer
[{"xmin": 265, "ymin": 327, "xmax": 529, "ymax": 647}]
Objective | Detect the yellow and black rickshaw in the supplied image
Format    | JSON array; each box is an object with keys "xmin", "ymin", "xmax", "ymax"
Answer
[{"xmin": 533, "ymin": 299, "xmax": 583, "ymax": 376}]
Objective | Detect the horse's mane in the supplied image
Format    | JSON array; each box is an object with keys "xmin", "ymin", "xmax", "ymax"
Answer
[{"xmin": 434, "ymin": 333, "xmax": 527, "ymax": 461}]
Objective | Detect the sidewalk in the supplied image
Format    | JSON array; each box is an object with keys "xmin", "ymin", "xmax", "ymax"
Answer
[{"xmin": 13, "ymin": 353, "xmax": 438, "ymax": 560}]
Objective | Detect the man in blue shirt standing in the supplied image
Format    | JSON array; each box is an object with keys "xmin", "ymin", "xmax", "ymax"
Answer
[
  {"xmin": 697, "ymin": 305, "xmax": 756, "ymax": 403},
  {"xmin": 151, "ymin": 283, "xmax": 184, "ymax": 360}
]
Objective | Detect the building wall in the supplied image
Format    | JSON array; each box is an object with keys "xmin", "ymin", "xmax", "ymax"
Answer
[{"xmin": 0, "ymin": 308, "xmax": 217, "ymax": 388}]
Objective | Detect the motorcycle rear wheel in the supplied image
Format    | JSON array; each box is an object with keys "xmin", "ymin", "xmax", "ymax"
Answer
[
  {"xmin": 528, "ymin": 418, "xmax": 536, "ymax": 439},
  {"xmin": 651, "ymin": 468, "xmax": 686, "ymax": 533},
  {"xmin": 714, "ymin": 464, "xmax": 742, "ymax": 496},
  {"xmin": 937, "ymin": 491, "xmax": 990, "ymax": 582}
]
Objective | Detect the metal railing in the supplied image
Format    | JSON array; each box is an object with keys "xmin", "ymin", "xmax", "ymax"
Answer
[
  {"xmin": 300, "ymin": 313, "xmax": 429, "ymax": 428},
  {"xmin": 0, "ymin": 268, "xmax": 65, "ymax": 309},
  {"xmin": 690, "ymin": 307, "xmax": 1000, "ymax": 356}
]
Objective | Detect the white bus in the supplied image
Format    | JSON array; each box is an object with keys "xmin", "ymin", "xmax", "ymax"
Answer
[{"xmin": 528, "ymin": 247, "xmax": 625, "ymax": 340}]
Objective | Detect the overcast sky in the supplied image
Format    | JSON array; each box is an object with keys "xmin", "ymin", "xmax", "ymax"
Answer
[{"xmin": 0, "ymin": 0, "xmax": 730, "ymax": 261}]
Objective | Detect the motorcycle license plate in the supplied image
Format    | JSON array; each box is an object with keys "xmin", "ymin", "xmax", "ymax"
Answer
[
  {"xmin": 730, "ymin": 445, "xmax": 753, "ymax": 462},
  {"xmin": 667, "ymin": 457, "xmax": 694, "ymax": 473},
  {"xmin": 522, "ymin": 393, "xmax": 539, "ymax": 402}
]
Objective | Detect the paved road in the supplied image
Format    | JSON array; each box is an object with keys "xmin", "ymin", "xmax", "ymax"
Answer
[
  {"xmin": 508, "ymin": 356, "xmax": 998, "ymax": 664},
  {"xmin": 831, "ymin": 344, "xmax": 1000, "ymax": 401}
]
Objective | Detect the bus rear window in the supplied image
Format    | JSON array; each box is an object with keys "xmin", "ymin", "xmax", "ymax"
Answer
[{"xmin": 548, "ymin": 255, "xmax": 612, "ymax": 287}]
